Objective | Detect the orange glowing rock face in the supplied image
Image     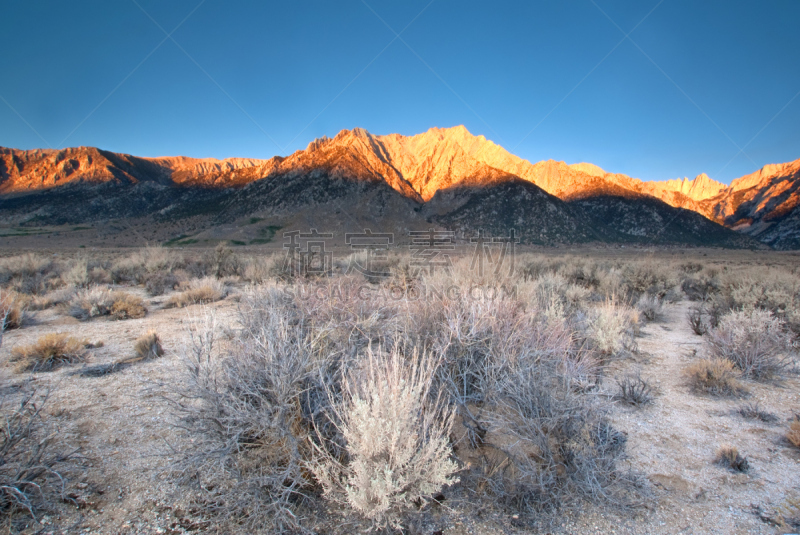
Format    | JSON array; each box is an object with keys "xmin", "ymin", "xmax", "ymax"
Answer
[{"xmin": 1, "ymin": 126, "xmax": 798, "ymax": 237}]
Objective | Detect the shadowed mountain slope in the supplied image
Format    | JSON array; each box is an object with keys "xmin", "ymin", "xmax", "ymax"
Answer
[{"xmin": 1, "ymin": 126, "xmax": 793, "ymax": 249}]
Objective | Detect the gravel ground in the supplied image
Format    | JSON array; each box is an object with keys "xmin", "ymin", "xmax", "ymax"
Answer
[{"xmin": 1, "ymin": 293, "xmax": 798, "ymax": 534}]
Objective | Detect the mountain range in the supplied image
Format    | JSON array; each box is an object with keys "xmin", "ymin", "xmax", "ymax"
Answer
[{"xmin": 1, "ymin": 126, "xmax": 798, "ymax": 249}]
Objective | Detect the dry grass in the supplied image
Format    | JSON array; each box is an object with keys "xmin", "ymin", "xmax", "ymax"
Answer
[
  {"xmin": 133, "ymin": 331, "xmax": 164, "ymax": 360},
  {"xmin": 164, "ymin": 279, "xmax": 225, "ymax": 309},
  {"xmin": 684, "ymin": 358, "xmax": 746, "ymax": 396},
  {"xmin": 109, "ymin": 292, "xmax": 146, "ymax": 320},
  {"xmin": 10, "ymin": 333, "xmax": 90, "ymax": 372},
  {"xmin": 788, "ymin": 420, "xmax": 800, "ymax": 449},
  {"xmin": 714, "ymin": 445, "xmax": 749, "ymax": 473},
  {"xmin": 69, "ymin": 289, "xmax": 146, "ymax": 321},
  {"xmin": 0, "ymin": 292, "xmax": 30, "ymax": 332}
]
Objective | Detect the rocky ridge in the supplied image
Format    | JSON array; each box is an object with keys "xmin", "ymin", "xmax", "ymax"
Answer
[{"xmin": 0, "ymin": 126, "xmax": 798, "ymax": 248}]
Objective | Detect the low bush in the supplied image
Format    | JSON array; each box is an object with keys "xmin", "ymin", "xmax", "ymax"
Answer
[
  {"xmin": 1, "ymin": 292, "xmax": 31, "ymax": 331},
  {"xmin": 614, "ymin": 374, "xmax": 654, "ymax": 406},
  {"xmin": 0, "ymin": 387, "xmax": 76, "ymax": 527},
  {"xmin": 164, "ymin": 279, "xmax": 225, "ymax": 308},
  {"xmin": 704, "ymin": 309, "xmax": 793, "ymax": 379},
  {"xmin": 714, "ymin": 445, "xmax": 749, "ymax": 473},
  {"xmin": 636, "ymin": 294, "xmax": 662, "ymax": 322},
  {"xmin": 68, "ymin": 287, "xmax": 114, "ymax": 320},
  {"xmin": 11, "ymin": 333, "xmax": 90, "ymax": 372},
  {"xmin": 133, "ymin": 331, "xmax": 164, "ymax": 360},
  {"xmin": 687, "ymin": 305, "xmax": 708, "ymax": 335},
  {"xmin": 681, "ymin": 274, "xmax": 718, "ymax": 301},
  {"xmin": 109, "ymin": 292, "xmax": 146, "ymax": 320},
  {"xmin": 60, "ymin": 257, "xmax": 110, "ymax": 288},
  {"xmin": 736, "ymin": 402, "xmax": 778, "ymax": 423},
  {"xmin": 168, "ymin": 272, "xmax": 637, "ymax": 532},
  {"xmin": 69, "ymin": 289, "xmax": 146, "ymax": 320},
  {"xmin": 144, "ymin": 271, "xmax": 181, "ymax": 296},
  {"xmin": 110, "ymin": 246, "xmax": 182, "ymax": 284},
  {"xmin": 29, "ymin": 287, "xmax": 76, "ymax": 311},
  {"xmin": 206, "ymin": 243, "xmax": 242, "ymax": 279},
  {"xmin": 684, "ymin": 358, "xmax": 745, "ymax": 396},
  {"xmin": 585, "ymin": 299, "xmax": 634, "ymax": 356},
  {"xmin": 0, "ymin": 254, "xmax": 61, "ymax": 295},
  {"xmin": 310, "ymin": 346, "xmax": 459, "ymax": 530}
]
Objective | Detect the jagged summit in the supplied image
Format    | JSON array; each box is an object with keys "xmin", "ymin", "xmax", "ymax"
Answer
[{"xmin": 1, "ymin": 128, "xmax": 799, "ymax": 248}]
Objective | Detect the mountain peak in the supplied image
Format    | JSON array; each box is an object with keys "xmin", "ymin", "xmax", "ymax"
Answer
[{"xmin": 569, "ymin": 162, "xmax": 607, "ymax": 178}]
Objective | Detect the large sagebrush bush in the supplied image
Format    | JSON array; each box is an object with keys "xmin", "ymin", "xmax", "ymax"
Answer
[
  {"xmin": 310, "ymin": 346, "xmax": 459, "ymax": 530},
  {"xmin": 171, "ymin": 298, "xmax": 322, "ymax": 533},
  {"xmin": 704, "ymin": 309, "xmax": 793, "ymax": 379}
]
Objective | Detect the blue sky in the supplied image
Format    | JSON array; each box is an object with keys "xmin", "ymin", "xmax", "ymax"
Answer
[{"xmin": 1, "ymin": 0, "xmax": 798, "ymax": 184}]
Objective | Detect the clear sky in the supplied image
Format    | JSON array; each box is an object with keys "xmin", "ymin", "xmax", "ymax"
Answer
[{"xmin": 1, "ymin": 0, "xmax": 798, "ymax": 184}]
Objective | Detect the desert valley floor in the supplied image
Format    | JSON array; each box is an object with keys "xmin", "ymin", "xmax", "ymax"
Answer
[{"xmin": 0, "ymin": 247, "xmax": 798, "ymax": 534}]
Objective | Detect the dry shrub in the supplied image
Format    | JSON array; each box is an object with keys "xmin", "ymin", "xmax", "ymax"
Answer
[
  {"xmin": 164, "ymin": 278, "xmax": 225, "ymax": 309},
  {"xmin": 11, "ymin": 333, "xmax": 89, "ymax": 372},
  {"xmin": 111, "ymin": 246, "xmax": 182, "ymax": 284},
  {"xmin": 614, "ymin": 374, "xmax": 654, "ymax": 406},
  {"xmin": 109, "ymin": 292, "xmax": 146, "ymax": 320},
  {"xmin": 0, "ymin": 387, "xmax": 76, "ymax": 528},
  {"xmin": 133, "ymin": 331, "xmax": 164, "ymax": 360},
  {"xmin": 619, "ymin": 260, "xmax": 677, "ymax": 299},
  {"xmin": 0, "ymin": 292, "xmax": 31, "ymax": 332},
  {"xmin": 170, "ymin": 273, "xmax": 636, "ymax": 532},
  {"xmin": 481, "ymin": 354, "xmax": 628, "ymax": 516},
  {"xmin": 636, "ymin": 294, "xmax": 662, "ymax": 322},
  {"xmin": 29, "ymin": 287, "xmax": 76, "ymax": 311},
  {"xmin": 736, "ymin": 402, "xmax": 778, "ymax": 423},
  {"xmin": 788, "ymin": 420, "xmax": 800, "ymax": 449},
  {"xmin": 681, "ymin": 273, "xmax": 718, "ymax": 301},
  {"xmin": 687, "ymin": 305, "xmax": 708, "ymax": 335},
  {"xmin": 206, "ymin": 243, "xmax": 242, "ymax": 279},
  {"xmin": 60, "ymin": 257, "xmax": 109, "ymax": 288},
  {"xmin": 714, "ymin": 445, "xmax": 749, "ymax": 473},
  {"xmin": 144, "ymin": 271, "xmax": 182, "ymax": 296},
  {"xmin": 310, "ymin": 346, "xmax": 459, "ymax": 530},
  {"xmin": 684, "ymin": 358, "xmax": 745, "ymax": 396},
  {"xmin": 68, "ymin": 287, "xmax": 113, "ymax": 320},
  {"xmin": 0, "ymin": 254, "xmax": 61, "ymax": 295},
  {"xmin": 705, "ymin": 309, "xmax": 793, "ymax": 379},
  {"xmin": 585, "ymin": 299, "xmax": 634, "ymax": 356},
  {"xmin": 69, "ymin": 289, "xmax": 146, "ymax": 320},
  {"xmin": 171, "ymin": 305, "xmax": 319, "ymax": 533},
  {"xmin": 777, "ymin": 495, "xmax": 800, "ymax": 530}
]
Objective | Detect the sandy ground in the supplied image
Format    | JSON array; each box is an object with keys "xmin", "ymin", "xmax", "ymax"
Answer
[{"xmin": 1, "ymin": 291, "xmax": 798, "ymax": 534}]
